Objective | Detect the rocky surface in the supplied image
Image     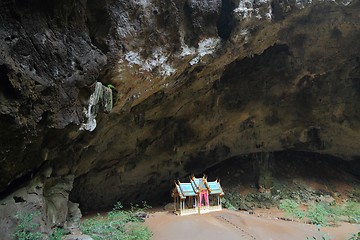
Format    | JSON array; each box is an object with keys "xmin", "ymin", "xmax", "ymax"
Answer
[
  {"xmin": 1, "ymin": 0, "xmax": 360, "ymax": 237},
  {"xmin": 206, "ymin": 151, "xmax": 360, "ymax": 212},
  {"xmin": 0, "ymin": 166, "xmax": 77, "ymax": 238}
]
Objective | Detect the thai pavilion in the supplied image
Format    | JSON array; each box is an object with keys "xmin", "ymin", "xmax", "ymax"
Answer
[{"xmin": 171, "ymin": 175, "xmax": 224, "ymax": 216}]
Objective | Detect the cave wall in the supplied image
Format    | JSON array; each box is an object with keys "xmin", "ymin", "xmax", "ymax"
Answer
[
  {"xmin": 0, "ymin": 0, "xmax": 105, "ymax": 237},
  {"xmin": 71, "ymin": 1, "xmax": 360, "ymax": 209},
  {"xmin": 0, "ymin": 0, "xmax": 106, "ymax": 193},
  {"xmin": 1, "ymin": 0, "xmax": 360, "ymax": 237}
]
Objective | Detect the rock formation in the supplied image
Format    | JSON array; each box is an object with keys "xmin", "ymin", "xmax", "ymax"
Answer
[{"xmin": 1, "ymin": 0, "xmax": 360, "ymax": 237}]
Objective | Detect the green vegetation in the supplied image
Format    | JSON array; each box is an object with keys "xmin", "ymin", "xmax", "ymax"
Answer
[
  {"xmin": 12, "ymin": 211, "xmax": 43, "ymax": 240},
  {"xmin": 278, "ymin": 199, "xmax": 360, "ymax": 226},
  {"xmin": 12, "ymin": 202, "xmax": 151, "ymax": 240},
  {"xmin": 12, "ymin": 211, "xmax": 66, "ymax": 240},
  {"xmin": 306, "ymin": 229, "xmax": 360, "ymax": 240},
  {"xmin": 348, "ymin": 231, "xmax": 360, "ymax": 240},
  {"xmin": 279, "ymin": 199, "xmax": 305, "ymax": 220},
  {"xmin": 222, "ymin": 190, "xmax": 242, "ymax": 210},
  {"xmin": 222, "ymin": 197, "xmax": 237, "ymax": 211},
  {"xmin": 80, "ymin": 201, "xmax": 152, "ymax": 240},
  {"xmin": 107, "ymin": 84, "xmax": 115, "ymax": 89},
  {"xmin": 49, "ymin": 227, "xmax": 66, "ymax": 240},
  {"xmin": 306, "ymin": 203, "xmax": 329, "ymax": 225},
  {"xmin": 306, "ymin": 233, "xmax": 333, "ymax": 240},
  {"xmin": 343, "ymin": 201, "xmax": 360, "ymax": 223}
]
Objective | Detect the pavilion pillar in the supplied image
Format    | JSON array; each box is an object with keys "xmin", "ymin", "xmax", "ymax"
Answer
[{"xmin": 179, "ymin": 199, "xmax": 182, "ymax": 214}]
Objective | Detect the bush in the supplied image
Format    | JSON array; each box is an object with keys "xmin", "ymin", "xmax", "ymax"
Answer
[
  {"xmin": 307, "ymin": 203, "xmax": 329, "ymax": 226},
  {"xmin": 221, "ymin": 190, "xmax": 242, "ymax": 210},
  {"xmin": 348, "ymin": 231, "xmax": 360, "ymax": 240},
  {"xmin": 12, "ymin": 211, "xmax": 43, "ymax": 240},
  {"xmin": 49, "ymin": 227, "xmax": 66, "ymax": 240},
  {"xmin": 343, "ymin": 202, "xmax": 360, "ymax": 223},
  {"xmin": 222, "ymin": 198, "xmax": 237, "ymax": 211},
  {"xmin": 279, "ymin": 199, "xmax": 298, "ymax": 215},
  {"xmin": 81, "ymin": 201, "xmax": 152, "ymax": 240},
  {"xmin": 125, "ymin": 224, "xmax": 152, "ymax": 240},
  {"xmin": 279, "ymin": 199, "xmax": 304, "ymax": 220}
]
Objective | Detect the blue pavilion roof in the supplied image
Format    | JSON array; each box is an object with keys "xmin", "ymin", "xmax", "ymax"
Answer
[
  {"xmin": 207, "ymin": 181, "xmax": 224, "ymax": 195},
  {"xmin": 178, "ymin": 183, "xmax": 197, "ymax": 197},
  {"xmin": 191, "ymin": 177, "xmax": 207, "ymax": 191},
  {"xmin": 172, "ymin": 176, "xmax": 224, "ymax": 198}
]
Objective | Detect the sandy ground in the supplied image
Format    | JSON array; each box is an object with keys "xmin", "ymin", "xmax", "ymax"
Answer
[{"xmin": 145, "ymin": 209, "xmax": 359, "ymax": 240}]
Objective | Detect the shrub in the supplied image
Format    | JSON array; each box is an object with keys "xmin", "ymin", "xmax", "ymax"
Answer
[
  {"xmin": 325, "ymin": 204, "xmax": 343, "ymax": 224},
  {"xmin": 305, "ymin": 202, "xmax": 360, "ymax": 226},
  {"xmin": 222, "ymin": 190, "xmax": 242, "ymax": 210},
  {"xmin": 343, "ymin": 202, "xmax": 360, "ymax": 223},
  {"xmin": 222, "ymin": 197, "xmax": 237, "ymax": 211},
  {"xmin": 307, "ymin": 203, "xmax": 329, "ymax": 226},
  {"xmin": 348, "ymin": 231, "xmax": 360, "ymax": 240},
  {"xmin": 49, "ymin": 227, "xmax": 66, "ymax": 240},
  {"xmin": 279, "ymin": 199, "xmax": 298, "ymax": 215},
  {"xmin": 125, "ymin": 224, "xmax": 152, "ymax": 240},
  {"xmin": 81, "ymin": 201, "xmax": 152, "ymax": 240},
  {"xmin": 279, "ymin": 199, "xmax": 304, "ymax": 220},
  {"xmin": 12, "ymin": 211, "xmax": 43, "ymax": 240}
]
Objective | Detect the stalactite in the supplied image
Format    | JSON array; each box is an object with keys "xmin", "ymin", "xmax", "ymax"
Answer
[{"xmin": 80, "ymin": 82, "xmax": 113, "ymax": 131}]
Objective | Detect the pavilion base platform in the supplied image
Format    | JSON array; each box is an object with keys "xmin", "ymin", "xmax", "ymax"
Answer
[{"xmin": 174, "ymin": 205, "xmax": 222, "ymax": 216}]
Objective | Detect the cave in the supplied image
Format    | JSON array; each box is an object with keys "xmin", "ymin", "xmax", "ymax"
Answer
[
  {"xmin": 0, "ymin": 65, "xmax": 17, "ymax": 100},
  {"xmin": 69, "ymin": 149, "xmax": 360, "ymax": 213},
  {"xmin": 85, "ymin": 0, "xmax": 111, "ymax": 54},
  {"xmin": 205, "ymin": 151, "xmax": 359, "ymax": 194},
  {"xmin": 1, "ymin": 0, "xmax": 360, "ymax": 239},
  {"xmin": 217, "ymin": 0, "xmax": 235, "ymax": 40}
]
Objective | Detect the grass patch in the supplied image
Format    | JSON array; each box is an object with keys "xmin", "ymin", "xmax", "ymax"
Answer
[
  {"xmin": 222, "ymin": 197, "xmax": 237, "ymax": 210},
  {"xmin": 342, "ymin": 201, "xmax": 360, "ymax": 223},
  {"xmin": 306, "ymin": 203, "xmax": 329, "ymax": 225},
  {"xmin": 222, "ymin": 189, "xmax": 242, "ymax": 210},
  {"xmin": 348, "ymin": 231, "xmax": 360, "ymax": 240},
  {"xmin": 12, "ymin": 211, "xmax": 43, "ymax": 240},
  {"xmin": 279, "ymin": 199, "xmax": 305, "ymax": 220},
  {"xmin": 81, "ymin": 202, "xmax": 152, "ymax": 240},
  {"xmin": 279, "ymin": 199, "xmax": 360, "ymax": 226},
  {"xmin": 49, "ymin": 227, "xmax": 67, "ymax": 240},
  {"xmin": 12, "ymin": 211, "xmax": 68, "ymax": 240}
]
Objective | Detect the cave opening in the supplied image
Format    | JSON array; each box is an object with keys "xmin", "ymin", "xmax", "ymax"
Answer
[
  {"xmin": 128, "ymin": 151, "xmax": 360, "ymax": 210},
  {"xmin": 217, "ymin": 0, "xmax": 236, "ymax": 40},
  {"xmin": 200, "ymin": 151, "xmax": 360, "ymax": 207},
  {"xmin": 205, "ymin": 151, "xmax": 354, "ymax": 182},
  {"xmin": 74, "ymin": 150, "xmax": 360, "ymax": 211},
  {"xmin": 182, "ymin": 1, "xmax": 197, "ymax": 46},
  {"xmin": 85, "ymin": 0, "xmax": 111, "ymax": 54},
  {"xmin": 0, "ymin": 64, "xmax": 17, "ymax": 100},
  {"xmin": 0, "ymin": 168, "xmax": 34, "ymax": 200}
]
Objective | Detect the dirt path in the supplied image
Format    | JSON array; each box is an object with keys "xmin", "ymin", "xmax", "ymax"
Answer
[{"xmin": 145, "ymin": 209, "xmax": 359, "ymax": 240}]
